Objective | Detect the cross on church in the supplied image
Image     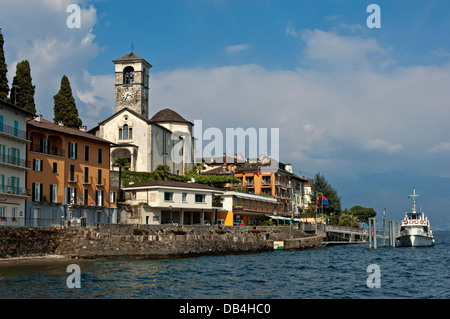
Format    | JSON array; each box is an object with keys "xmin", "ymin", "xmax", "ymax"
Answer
[{"xmin": 131, "ymin": 42, "xmax": 134, "ymax": 53}]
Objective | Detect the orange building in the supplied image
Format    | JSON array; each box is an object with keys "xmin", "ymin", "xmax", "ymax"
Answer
[
  {"xmin": 201, "ymin": 155, "xmax": 307, "ymax": 222},
  {"xmin": 26, "ymin": 116, "xmax": 117, "ymax": 226}
]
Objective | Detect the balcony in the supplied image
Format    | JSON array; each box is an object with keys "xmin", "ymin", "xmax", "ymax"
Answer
[
  {"xmin": 33, "ymin": 194, "xmax": 65, "ymax": 204},
  {"xmin": 261, "ymin": 179, "xmax": 271, "ymax": 186},
  {"xmin": 244, "ymin": 180, "xmax": 254, "ymax": 186},
  {"xmin": 96, "ymin": 178, "xmax": 106, "ymax": 186},
  {"xmin": 0, "ymin": 154, "xmax": 29, "ymax": 170},
  {"xmin": 29, "ymin": 143, "xmax": 65, "ymax": 157},
  {"xmin": 0, "ymin": 123, "xmax": 27, "ymax": 141},
  {"xmin": 0, "ymin": 185, "xmax": 29, "ymax": 197}
]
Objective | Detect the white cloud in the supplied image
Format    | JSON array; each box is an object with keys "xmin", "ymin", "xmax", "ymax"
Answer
[
  {"xmin": 428, "ymin": 142, "xmax": 450, "ymax": 153},
  {"xmin": 150, "ymin": 30, "xmax": 450, "ymax": 177},
  {"xmin": 225, "ymin": 43, "xmax": 251, "ymax": 54},
  {"xmin": 365, "ymin": 138, "xmax": 404, "ymax": 153},
  {"xmin": 1, "ymin": 0, "xmax": 100, "ymax": 124}
]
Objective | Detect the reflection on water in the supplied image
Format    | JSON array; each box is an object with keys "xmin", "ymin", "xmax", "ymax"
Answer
[{"xmin": 1, "ymin": 233, "xmax": 449, "ymax": 299}]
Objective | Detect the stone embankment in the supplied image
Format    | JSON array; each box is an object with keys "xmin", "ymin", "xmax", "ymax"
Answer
[{"xmin": 0, "ymin": 224, "xmax": 323, "ymax": 260}]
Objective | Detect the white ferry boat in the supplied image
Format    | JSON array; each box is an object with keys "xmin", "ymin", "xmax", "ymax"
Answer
[{"xmin": 396, "ymin": 187, "xmax": 435, "ymax": 247}]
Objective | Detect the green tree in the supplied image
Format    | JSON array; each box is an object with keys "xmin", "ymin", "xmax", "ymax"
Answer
[
  {"xmin": 10, "ymin": 60, "xmax": 35, "ymax": 113},
  {"xmin": 349, "ymin": 205, "xmax": 376, "ymax": 224},
  {"xmin": 53, "ymin": 75, "xmax": 82, "ymax": 129},
  {"xmin": 312, "ymin": 172, "xmax": 342, "ymax": 215},
  {"xmin": 0, "ymin": 29, "xmax": 9, "ymax": 102}
]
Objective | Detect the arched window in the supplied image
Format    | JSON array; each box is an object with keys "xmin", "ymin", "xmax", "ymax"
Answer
[
  {"xmin": 119, "ymin": 124, "xmax": 132, "ymax": 140},
  {"xmin": 123, "ymin": 124, "xmax": 129, "ymax": 139},
  {"xmin": 123, "ymin": 66, "xmax": 134, "ymax": 84}
]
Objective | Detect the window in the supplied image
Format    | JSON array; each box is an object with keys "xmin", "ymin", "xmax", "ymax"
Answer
[
  {"xmin": 69, "ymin": 164, "xmax": 75, "ymax": 181},
  {"xmin": 195, "ymin": 194, "xmax": 206, "ymax": 203},
  {"xmin": 84, "ymin": 167, "xmax": 89, "ymax": 183},
  {"xmin": 182, "ymin": 193, "xmax": 187, "ymax": 202},
  {"xmin": 96, "ymin": 190, "xmax": 103, "ymax": 206},
  {"xmin": 41, "ymin": 138, "xmax": 49, "ymax": 154},
  {"xmin": 84, "ymin": 145, "xmax": 89, "ymax": 161},
  {"xmin": 0, "ymin": 206, "xmax": 5, "ymax": 218},
  {"xmin": 98, "ymin": 148, "xmax": 102, "ymax": 164},
  {"xmin": 52, "ymin": 162, "xmax": 58, "ymax": 174},
  {"xmin": 32, "ymin": 182, "xmax": 42, "ymax": 202},
  {"xmin": 68, "ymin": 187, "xmax": 76, "ymax": 205},
  {"xmin": 119, "ymin": 125, "xmax": 132, "ymax": 140},
  {"xmin": 84, "ymin": 188, "xmax": 89, "ymax": 206},
  {"xmin": 14, "ymin": 120, "xmax": 19, "ymax": 137},
  {"xmin": 109, "ymin": 191, "xmax": 115, "ymax": 204},
  {"xmin": 97, "ymin": 169, "xmax": 102, "ymax": 184},
  {"xmin": 33, "ymin": 159, "xmax": 42, "ymax": 171},
  {"xmin": 50, "ymin": 184, "xmax": 57, "ymax": 203},
  {"xmin": 123, "ymin": 66, "xmax": 134, "ymax": 84},
  {"xmin": 164, "ymin": 192, "xmax": 173, "ymax": 202},
  {"xmin": 68, "ymin": 142, "xmax": 77, "ymax": 159},
  {"xmin": 123, "ymin": 124, "xmax": 128, "ymax": 139},
  {"xmin": 11, "ymin": 207, "xmax": 16, "ymax": 220}
]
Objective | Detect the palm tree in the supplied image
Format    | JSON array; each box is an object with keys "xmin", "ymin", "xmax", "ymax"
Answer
[
  {"xmin": 152, "ymin": 165, "xmax": 171, "ymax": 180},
  {"xmin": 113, "ymin": 157, "xmax": 130, "ymax": 201}
]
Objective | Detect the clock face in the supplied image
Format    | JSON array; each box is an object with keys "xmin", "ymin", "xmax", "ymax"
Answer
[{"xmin": 122, "ymin": 89, "xmax": 134, "ymax": 101}]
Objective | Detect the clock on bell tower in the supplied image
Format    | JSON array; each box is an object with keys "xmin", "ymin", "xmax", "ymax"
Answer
[{"xmin": 113, "ymin": 52, "xmax": 152, "ymax": 118}]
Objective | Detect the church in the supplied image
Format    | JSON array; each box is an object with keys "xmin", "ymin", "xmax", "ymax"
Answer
[{"xmin": 89, "ymin": 52, "xmax": 195, "ymax": 175}]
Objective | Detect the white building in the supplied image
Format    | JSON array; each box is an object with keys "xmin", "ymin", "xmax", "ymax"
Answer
[
  {"xmin": 0, "ymin": 99, "xmax": 34, "ymax": 226},
  {"xmin": 122, "ymin": 180, "xmax": 224, "ymax": 225},
  {"xmin": 89, "ymin": 52, "xmax": 195, "ymax": 175}
]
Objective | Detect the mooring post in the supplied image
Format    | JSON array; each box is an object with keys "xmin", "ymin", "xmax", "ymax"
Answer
[
  {"xmin": 373, "ymin": 218, "xmax": 377, "ymax": 249},
  {"xmin": 383, "ymin": 209, "xmax": 386, "ymax": 246},
  {"xmin": 368, "ymin": 218, "xmax": 372, "ymax": 248}
]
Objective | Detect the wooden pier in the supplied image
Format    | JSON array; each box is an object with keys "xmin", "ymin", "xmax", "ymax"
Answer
[{"xmin": 323, "ymin": 218, "xmax": 400, "ymax": 248}]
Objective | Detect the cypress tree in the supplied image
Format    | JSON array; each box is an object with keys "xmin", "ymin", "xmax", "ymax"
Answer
[
  {"xmin": 0, "ymin": 29, "xmax": 10, "ymax": 102},
  {"xmin": 53, "ymin": 75, "xmax": 82, "ymax": 129},
  {"xmin": 10, "ymin": 60, "xmax": 36, "ymax": 113}
]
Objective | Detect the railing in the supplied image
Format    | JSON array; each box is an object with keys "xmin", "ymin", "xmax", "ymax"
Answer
[
  {"xmin": 262, "ymin": 180, "xmax": 271, "ymax": 186},
  {"xmin": 29, "ymin": 143, "xmax": 65, "ymax": 157},
  {"xmin": 0, "ymin": 123, "xmax": 27, "ymax": 140},
  {"xmin": 32, "ymin": 194, "xmax": 65, "ymax": 204},
  {"xmin": 0, "ymin": 185, "xmax": 29, "ymax": 196},
  {"xmin": 0, "ymin": 154, "xmax": 29, "ymax": 168}
]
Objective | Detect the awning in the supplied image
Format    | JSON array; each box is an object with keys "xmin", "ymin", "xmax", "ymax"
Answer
[{"xmin": 264, "ymin": 214, "xmax": 293, "ymax": 221}]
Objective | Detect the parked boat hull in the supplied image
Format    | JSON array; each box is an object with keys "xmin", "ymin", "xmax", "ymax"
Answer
[{"xmin": 396, "ymin": 233, "xmax": 434, "ymax": 247}]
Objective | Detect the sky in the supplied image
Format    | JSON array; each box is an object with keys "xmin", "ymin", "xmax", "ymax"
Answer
[{"xmin": 1, "ymin": 0, "xmax": 450, "ymax": 185}]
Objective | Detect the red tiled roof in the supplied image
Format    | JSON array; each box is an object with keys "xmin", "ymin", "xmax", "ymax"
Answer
[{"xmin": 27, "ymin": 118, "xmax": 114, "ymax": 145}]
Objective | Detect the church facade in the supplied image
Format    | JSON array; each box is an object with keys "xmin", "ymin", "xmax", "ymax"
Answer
[{"xmin": 89, "ymin": 52, "xmax": 195, "ymax": 175}]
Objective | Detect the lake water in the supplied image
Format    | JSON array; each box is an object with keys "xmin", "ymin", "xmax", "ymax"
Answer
[{"xmin": 0, "ymin": 232, "xmax": 449, "ymax": 300}]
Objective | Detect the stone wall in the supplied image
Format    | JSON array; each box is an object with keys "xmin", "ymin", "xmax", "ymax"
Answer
[
  {"xmin": 0, "ymin": 224, "xmax": 322, "ymax": 259},
  {"xmin": 0, "ymin": 227, "xmax": 61, "ymax": 258}
]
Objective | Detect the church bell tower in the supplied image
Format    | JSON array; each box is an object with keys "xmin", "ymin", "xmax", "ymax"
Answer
[{"xmin": 113, "ymin": 51, "xmax": 152, "ymax": 118}]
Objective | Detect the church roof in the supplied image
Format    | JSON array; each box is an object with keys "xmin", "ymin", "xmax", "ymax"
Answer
[
  {"xmin": 150, "ymin": 108, "xmax": 193, "ymax": 125},
  {"xmin": 112, "ymin": 52, "xmax": 152, "ymax": 67}
]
